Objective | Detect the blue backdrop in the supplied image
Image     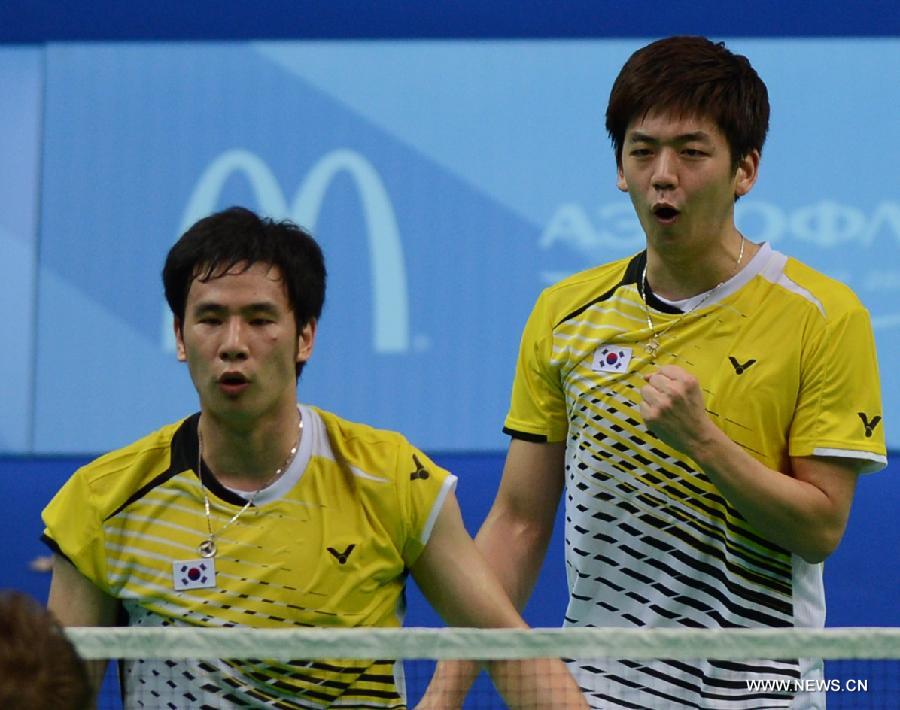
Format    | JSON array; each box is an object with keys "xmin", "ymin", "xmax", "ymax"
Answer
[{"xmin": 1, "ymin": 39, "xmax": 897, "ymax": 453}]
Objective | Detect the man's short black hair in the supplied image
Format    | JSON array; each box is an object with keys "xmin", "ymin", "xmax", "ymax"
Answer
[{"xmin": 606, "ymin": 36, "xmax": 770, "ymax": 172}]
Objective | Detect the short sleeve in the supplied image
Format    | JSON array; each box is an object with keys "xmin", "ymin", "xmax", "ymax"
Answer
[
  {"xmin": 503, "ymin": 291, "xmax": 569, "ymax": 442},
  {"xmin": 42, "ymin": 468, "xmax": 110, "ymax": 591},
  {"xmin": 790, "ymin": 304, "xmax": 887, "ymax": 473},
  {"xmin": 397, "ymin": 446, "xmax": 456, "ymax": 567}
]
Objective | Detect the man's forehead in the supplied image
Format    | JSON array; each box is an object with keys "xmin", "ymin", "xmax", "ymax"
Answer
[
  {"xmin": 186, "ymin": 261, "xmax": 288, "ymax": 303},
  {"xmin": 192, "ymin": 259, "xmax": 283, "ymax": 282},
  {"xmin": 626, "ymin": 110, "xmax": 722, "ymax": 138}
]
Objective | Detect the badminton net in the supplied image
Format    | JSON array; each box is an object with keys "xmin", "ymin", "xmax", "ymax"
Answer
[{"xmin": 67, "ymin": 626, "xmax": 900, "ymax": 709}]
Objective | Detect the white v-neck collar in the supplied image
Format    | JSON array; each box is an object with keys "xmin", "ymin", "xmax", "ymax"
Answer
[
  {"xmin": 654, "ymin": 242, "xmax": 773, "ymax": 312},
  {"xmin": 224, "ymin": 404, "xmax": 317, "ymax": 505}
]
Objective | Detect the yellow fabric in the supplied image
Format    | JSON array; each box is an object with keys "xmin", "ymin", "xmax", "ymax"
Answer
[
  {"xmin": 43, "ymin": 405, "xmax": 454, "ymax": 708},
  {"xmin": 506, "ymin": 248, "xmax": 886, "ymax": 473}
]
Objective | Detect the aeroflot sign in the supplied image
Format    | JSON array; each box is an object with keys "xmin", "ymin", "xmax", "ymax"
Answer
[{"xmin": 162, "ymin": 149, "xmax": 410, "ymax": 354}]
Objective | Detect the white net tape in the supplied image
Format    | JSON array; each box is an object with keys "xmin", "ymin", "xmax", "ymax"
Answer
[{"xmin": 66, "ymin": 626, "xmax": 900, "ymax": 661}]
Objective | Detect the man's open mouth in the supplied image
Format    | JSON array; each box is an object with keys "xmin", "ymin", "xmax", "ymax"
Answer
[
  {"xmin": 219, "ymin": 373, "xmax": 248, "ymax": 385},
  {"xmin": 652, "ymin": 205, "xmax": 680, "ymax": 221}
]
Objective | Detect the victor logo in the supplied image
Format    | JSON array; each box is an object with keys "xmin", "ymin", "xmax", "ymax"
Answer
[
  {"xmin": 410, "ymin": 454, "xmax": 430, "ymax": 481},
  {"xmin": 728, "ymin": 356, "xmax": 757, "ymax": 375},
  {"xmin": 858, "ymin": 412, "xmax": 882, "ymax": 438},
  {"xmin": 327, "ymin": 544, "xmax": 356, "ymax": 565}
]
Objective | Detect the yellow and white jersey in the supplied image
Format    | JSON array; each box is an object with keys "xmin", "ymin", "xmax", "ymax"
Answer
[
  {"xmin": 505, "ymin": 243, "xmax": 886, "ymax": 709},
  {"xmin": 43, "ymin": 404, "xmax": 456, "ymax": 709}
]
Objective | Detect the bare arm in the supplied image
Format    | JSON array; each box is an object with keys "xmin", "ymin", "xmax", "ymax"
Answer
[
  {"xmin": 474, "ymin": 439, "xmax": 567, "ymax": 609},
  {"xmin": 48, "ymin": 554, "xmax": 119, "ymax": 703},
  {"xmin": 411, "ymin": 487, "xmax": 585, "ymax": 710},
  {"xmin": 417, "ymin": 440, "xmax": 572, "ymax": 708},
  {"xmin": 642, "ymin": 365, "xmax": 860, "ymax": 562},
  {"xmin": 411, "ymin": 492, "xmax": 529, "ymax": 628}
]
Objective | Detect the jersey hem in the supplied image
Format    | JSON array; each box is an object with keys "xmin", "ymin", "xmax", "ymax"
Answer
[
  {"xmin": 420, "ymin": 474, "xmax": 457, "ymax": 546},
  {"xmin": 809, "ymin": 447, "xmax": 887, "ymax": 474},
  {"xmin": 502, "ymin": 426, "xmax": 549, "ymax": 442}
]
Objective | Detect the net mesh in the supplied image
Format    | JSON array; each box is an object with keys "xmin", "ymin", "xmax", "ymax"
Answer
[{"xmin": 66, "ymin": 627, "xmax": 900, "ymax": 709}]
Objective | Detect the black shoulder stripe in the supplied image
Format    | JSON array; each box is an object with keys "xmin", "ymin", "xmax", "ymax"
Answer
[
  {"xmin": 502, "ymin": 427, "xmax": 548, "ymax": 443},
  {"xmin": 40, "ymin": 533, "xmax": 68, "ymax": 560},
  {"xmin": 104, "ymin": 414, "xmax": 201, "ymax": 521},
  {"xmin": 197, "ymin": 460, "xmax": 254, "ymax": 507},
  {"xmin": 643, "ymin": 279, "xmax": 684, "ymax": 314},
  {"xmin": 554, "ymin": 252, "xmax": 646, "ymax": 328},
  {"xmin": 182, "ymin": 413, "xmax": 255, "ymax": 507}
]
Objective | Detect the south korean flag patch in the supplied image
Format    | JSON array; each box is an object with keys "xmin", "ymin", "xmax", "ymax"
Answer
[
  {"xmin": 591, "ymin": 345, "xmax": 633, "ymax": 373},
  {"xmin": 172, "ymin": 558, "xmax": 216, "ymax": 591}
]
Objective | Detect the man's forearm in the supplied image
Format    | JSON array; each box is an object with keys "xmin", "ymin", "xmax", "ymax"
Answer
[
  {"xmin": 421, "ymin": 657, "xmax": 588, "ymax": 710},
  {"xmin": 688, "ymin": 424, "xmax": 857, "ymax": 563},
  {"xmin": 489, "ymin": 658, "xmax": 588, "ymax": 709},
  {"xmin": 417, "ymin": 440, "xmax": 568, "ymax": 709},
  {"xmin": 418, "ymin": 506, "xmax": 561, "ymax": 708},
  {"xmin": 642, "ymin": 367, "xmax": 859, "ymax": 563},
  {"xmin": 416, "ymin": 659, "xmax": 479, "ymax": 709},
  {"xmin": 474, "ymin": 506, "xmax": 554, "ymax": 611}
]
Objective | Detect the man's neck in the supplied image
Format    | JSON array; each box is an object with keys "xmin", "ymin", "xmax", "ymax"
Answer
[
  {"xmin": 199, "ymin": 404, "xmax": 302, "ymax": 491},
  {"xmin": 645, "ymin": 229, "xmax": 754, "ymax": 300}
]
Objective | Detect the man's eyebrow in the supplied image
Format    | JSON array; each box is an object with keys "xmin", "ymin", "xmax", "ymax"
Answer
[
  {"xmin": 627, "ymin": 131, "xmax": 656, "ymax": 143},
  {"xmin": 243, "ymin": 302, "xmax": 281, "ymax": 314},
  {"xmin": 677, "ymin": 131, "xmax": 714, "ymax": 143},
  {"xmin": 190, "ymin": 302, "xmax": 280, "ymax": 313},
  {"xmin": 191, "ymin": 302, "xmax": 224, "ymax": 313},
  {"xmin": 627, "ymin": 130, "xmax": 713, "ymax": 143}
]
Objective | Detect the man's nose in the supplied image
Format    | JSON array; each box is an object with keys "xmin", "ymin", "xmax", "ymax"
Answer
[
  {"xmin": 219, "ymin": 319, "xmax": 249, "ymax": 361},
  {"xmin": 651, "ymin": 149, "xmax": 678, "ymax": 191}
]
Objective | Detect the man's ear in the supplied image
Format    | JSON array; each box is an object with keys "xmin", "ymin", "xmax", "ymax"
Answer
[
  {"xmin": 174, "ymin": 319, "xmax": 187, "ymax": 362},
  {"xmin": 616, "ymin": 163, "xmax": 629, "ymax": 192},
  {"xmin": 734, "ymin": 149, "xmax": 761, "ymax": 198},
  {"xmin": 296, "ymin": 318, "xmax": 317, "ymax": 365}
]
